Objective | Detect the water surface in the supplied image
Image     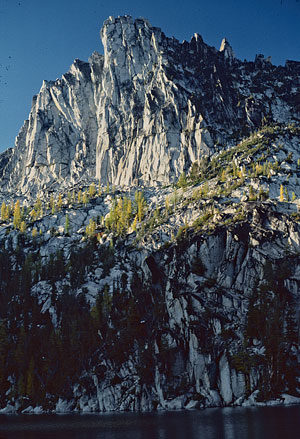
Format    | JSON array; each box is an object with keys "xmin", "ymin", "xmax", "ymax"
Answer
[{"xmin": 1, "ymin": 405, "xmax": 300, "ymax": 439}]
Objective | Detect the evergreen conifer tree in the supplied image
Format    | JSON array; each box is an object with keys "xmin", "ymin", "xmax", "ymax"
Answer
[
  {"xmin": 177, "ymin": 172, "xmax": 187, "ymax": 188},
  {"xmin": 65, "ymin": 214, "xmax": 70, "ymax": 234},
  {"xmin": 50, "ymin": 195, "xmax": 55, "ymax": 214}
]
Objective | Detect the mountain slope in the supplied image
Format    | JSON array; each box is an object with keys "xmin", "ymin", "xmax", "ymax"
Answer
[{"xmin": 1, "ymin": 163, "xmax": 300, "ymax": 412}]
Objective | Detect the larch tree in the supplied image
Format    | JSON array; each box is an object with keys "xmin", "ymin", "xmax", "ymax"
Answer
[
  {"xmin": 57, "ymin": 194, "xmax": 63, "ymax": 211},
  {"xmin": 89, "ymin": 183, "xmax": 96, "ymax": 198},
  {"xmin": 82, "ymin": 191, "xmax": 89, "ymax": 206},
  {"xmin": 20, "ymin": 221, "xmax": 27, "ymax": 234},
  {"xmin": 34, "ymin": 197, "xmax": 42, "ymax": 217},
  {"xmin": 13, "ymin": 200, "xmax": 22, "ymax": 230},
  {"xmin": 86, "ymin": 218, "xmax": 96, "ymax": 238},
  {"xmin": 280, "ymin": 184, "xmax": 284, "ymax": 202},
  {"xmin": 1, "ymin": 201, "xmax": 7, "ymax": 221}
]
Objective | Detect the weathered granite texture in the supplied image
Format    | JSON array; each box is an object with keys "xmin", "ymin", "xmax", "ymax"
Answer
[{"xmin": 1, "ymin": 16, "xmax": 300, "ymax": 195}]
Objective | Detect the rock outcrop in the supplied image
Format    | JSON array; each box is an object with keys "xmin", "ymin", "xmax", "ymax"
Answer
[
  {"xmin": 1, "ymin": 15, "xmax": 300, "ymax": 195},
  {"xmin": 0, "ymin": 15, "xmax": 300, "ymax": 414},
  {"xmin": 1, "ymin": 192, "xmax": 300, "ymax": 412}
]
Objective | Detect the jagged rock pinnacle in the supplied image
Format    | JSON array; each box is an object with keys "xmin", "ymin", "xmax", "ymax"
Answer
[
  {"xmin": 219, "ymin": 37, "xmax": 235, "ymax": 62},
  {"xmin": 0, "ymin": 16, "xmax": 299, "ymax": 196}
]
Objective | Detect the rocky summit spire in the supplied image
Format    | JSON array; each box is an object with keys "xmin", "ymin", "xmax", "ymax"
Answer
[
  {"xmin": 219, "ymin": 37, "xmax": 235, "ymax": 62},
  {"xmin": 0, "ymin": 16, "xmax": 299, "ymax": 196},
  {"xmin": 100, "ymin": 15, "xmax": 162, "ymax": 84}
]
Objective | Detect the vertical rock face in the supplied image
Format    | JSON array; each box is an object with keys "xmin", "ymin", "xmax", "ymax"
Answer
[
  {"xmin": 0, "ymin": 15, "xmax": 299, "ymax": 195},
  {"xmin": 219, "ymin": 38, "xmax": 235, "ymax": 62},
  {"xmin": 95, "ymin": 16, "xmax": 216, "ymax": 187},
  {"xmin": 1, "ymin": 55, "xmax": 103, "ymax": 195}
]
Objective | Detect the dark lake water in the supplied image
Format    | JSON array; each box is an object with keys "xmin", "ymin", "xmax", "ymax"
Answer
[{"xmin": 1, "ymin": 406, "xmax": 300, "ymax": 439}]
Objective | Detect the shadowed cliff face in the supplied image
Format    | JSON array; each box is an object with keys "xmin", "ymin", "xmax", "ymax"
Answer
[
  {"xmin": 0, "ymin": 15, "xmax": 299, "ymax": 195},
  {"xmin": 1, "ymin": 197, "xmax": 300, "ymax": 412}
]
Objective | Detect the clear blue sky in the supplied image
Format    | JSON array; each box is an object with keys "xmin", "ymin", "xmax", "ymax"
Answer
[{"xmin": 0, "ymin": 0, "xmax": 299, "ymax": 153}]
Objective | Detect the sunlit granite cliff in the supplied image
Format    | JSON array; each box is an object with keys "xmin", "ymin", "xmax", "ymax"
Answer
[{"xmin": 0, "ymin": 16, "xmax": 300, "ymax": 195}]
